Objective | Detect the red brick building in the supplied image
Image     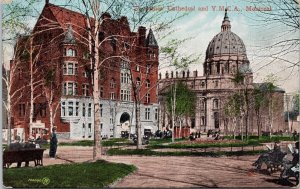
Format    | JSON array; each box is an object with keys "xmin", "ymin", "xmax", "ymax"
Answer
[{"xmin": 10, "ymin": 2, "xmax": 159, "ymax": 141}]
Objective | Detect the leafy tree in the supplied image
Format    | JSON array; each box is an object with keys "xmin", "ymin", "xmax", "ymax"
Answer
[
  {"xmin": 166, "ymin": 82, "xmax": 196, "ymax": 139},
  {"xmin": 224, "ymin": 93, "xmax": 243, "ymax": 139}
]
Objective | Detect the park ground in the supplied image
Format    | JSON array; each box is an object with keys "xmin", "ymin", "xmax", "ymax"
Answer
[{"xmin": 6, "ymin": 144, "xmax": 297, "ymax": 188}]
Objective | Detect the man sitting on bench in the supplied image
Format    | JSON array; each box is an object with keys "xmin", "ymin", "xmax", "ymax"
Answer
[{"xmin": 7, "ymin": 139, "xmax": 36, "ymax": 167}]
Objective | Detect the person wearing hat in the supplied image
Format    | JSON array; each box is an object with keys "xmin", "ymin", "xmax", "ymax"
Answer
[{"xmin": 49, "ymin": 127, "xmax": 58, "ymax": 158}]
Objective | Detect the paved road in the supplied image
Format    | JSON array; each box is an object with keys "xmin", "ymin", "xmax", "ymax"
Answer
[{"xmin": 11, "ymin": 146, "xmax": 295, "ymax": 188}]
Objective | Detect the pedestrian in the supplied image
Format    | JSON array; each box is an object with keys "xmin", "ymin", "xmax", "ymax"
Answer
[
  {"xmin": 293, "ymin": 130, "xmax": 297, "ymax": 141},
  {"xmin": 49, "ymin": 127, "xmax": 58, "ymax": 158}
]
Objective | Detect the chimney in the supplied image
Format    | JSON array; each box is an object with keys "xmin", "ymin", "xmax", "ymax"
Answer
[
  {"xmin": 101, "ymin": 12, "xmax": 111, "ymax": 20},
  {"xmin": 138, "ymin": 26, "xmax": 146, "ymax": 46},
  {"xmin": 46, "ymin": 0, "xmax": 49, "ymax": 4}
]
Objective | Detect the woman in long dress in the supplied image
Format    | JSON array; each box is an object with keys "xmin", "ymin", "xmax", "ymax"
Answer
[{"xmin": 49, "ymin": 127, "xmax": 58, "ymax": 158}]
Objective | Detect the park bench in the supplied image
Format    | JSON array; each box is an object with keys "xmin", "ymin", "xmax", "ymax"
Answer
[{"xmin": 3, "ymin": 148, "xmax": 45, "ymax": 168}]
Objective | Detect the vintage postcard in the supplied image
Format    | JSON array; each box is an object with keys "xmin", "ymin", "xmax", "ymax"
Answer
[{"xmin": 1, "ymin": 0, "xmax": 299, "ymax": 188}]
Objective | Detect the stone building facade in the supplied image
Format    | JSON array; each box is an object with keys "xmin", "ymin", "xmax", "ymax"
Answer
[
  {"xmin": 158, "ymin": 10, "xmax": 286, "ymax": 135},
  {"xmin": 10, "ymin": 2, "xmax": 159, "ymax": 140}
]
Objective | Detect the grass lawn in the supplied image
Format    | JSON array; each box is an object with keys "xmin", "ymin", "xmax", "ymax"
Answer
[
  {"xmin": 58, "ymin": 138, "xmax": 132, "ymax": 147},
  {"xmin": 225, "ymin": 135, "xmax": 298, "ymax": 142},
  {"xmin": 4, "ymin": 160, "xmax": 136, "ymax": 188},
  {"xmin": 148, "ymin": 139, "xmax": 262, "ymax": 149},
  {"xmin": 148, "ymin": 135, "xmax": 297, "ymax": 149},
  {"xmin": 107, "ymin": 148, "xmax": 266, "ymax": 157},
  {"xmin": 102, "ymin": 138, "xmax": 132, "ymax": 147}
]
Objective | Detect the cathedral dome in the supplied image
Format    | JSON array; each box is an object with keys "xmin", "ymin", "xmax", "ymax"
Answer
[{"xmin": 205, "ymin": 9, "xmax": 248, "ymax": 61}]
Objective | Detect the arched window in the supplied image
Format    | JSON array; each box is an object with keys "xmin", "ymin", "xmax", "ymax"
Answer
[
  {"xmin": 213, "ymin": 99, "xmax": 219, "ymax": 109},
  {"xmin": 136, "ymin": 77, "xmax": 141, "ymax": 86},
  {"xmin": 182, "ymin": 71, "xmax": 185, "ymax": 78},
  {"xmin": 145, "ymin": 79, "xmax": 150, "ymax": 88},
  {"xmin": 171, "ymin": 71, "xmax": 173, "ymax": 78},
  {"xmin": 67, "ymin": 48, "xmax": 76, "ymax": 57},
  {"xmin": 146, "ymin": 64, "xmax": 151, "ymax": 74},
  {"xmin": 200, "ymin": 100, "xmax": 205, "ymax": 110}
]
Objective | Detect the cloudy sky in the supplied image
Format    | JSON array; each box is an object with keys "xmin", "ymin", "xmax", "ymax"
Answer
[{"xmin": 3, "ymin": 0, "xmax": 299, "ymax": 94}]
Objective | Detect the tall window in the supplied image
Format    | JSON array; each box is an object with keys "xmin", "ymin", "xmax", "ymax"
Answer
[
  {"xmin": 110, "ymin": 92, "xmax": 115, "ymax": 100},
  {"xmin": 75, "ymin": 102, "xmax": 79, "ymax": 116},
  {"xmin": 200, "ymin": 116, "xmax": 205, "ymax": 126},
  {"xmin": 82, "ymin": 124, "xmax": 85, "ymax": 138},
  {"xmin": 145, "ymin": 93, "xmax": 150, "ymax": 104},
  {"xmin": 82, "ymin": 103, "xmax": 86, "ymax": 117},
  {"xmin": 121, "ymin": 73, "xmax": 130, "ymax": 83},
  {"xmin": 63, "ymin": 82, "xmax": 77, "ymax": 95},
  {"xmin": 82, "ymin": 84, "xmax": 89, "ymax": 96},
  {"xmin": 61, "ymin": 100, "xmax": 80, "ymax": 117},
  {"xmin": 146, "ymin": 64, "xmax": 151, "ymax": 74},
  {"xmin": 136, "ymin": 65, "xmax": 140, "ymax": 72},
  {"xmin": 121, "ymin": 90, "xmax": 131, "ymax": 101},
  {"xmin": 63, "ymin": 62, "xmax": 78, "ymax": 75},
  {"xmin": 215, "ymin": 80, "xmax": 219, "ymax": 87},
  {"xmin": 88, "ymin": 124, "xmax": 92, "ymax": 138},
  {"xmin": 213, "ymin": 99, "xmax": 219, "ymax": 109},
  {"xmin": 88, "ymin": 103, "xmax": 92, "ymax": 117},
  {"xmin": 145, "ymin": 79, "xmax": 150, "ymax": 88},
  {"xmin": 39, "ymin": 103, "xmax": 47, "ymax": 117},
  {"xmin": 145, "ymin": 108, "xmax": 150, "ymax": 120},
  {"xmin": 100, "ymin": 86, "xmax": 104, "ymax": 98},
  {"xmin": 18, "ymin": 104, "xmax": 26, "ymax": 117},
  {"xmin": 155, "ymin": 108, "xmax": 158, "ymax": 120},
  {"xmin": 68, "ymin": 101, "xmax": 73, "ymax": 116},
  {"xmin": 136, "ymin": 77, "xmax": 141, "ymax": 86},
  {"xmin": 110, "ymin": 78, "xmax": 116, "ymax": 88},
  {"xmin": 100, "ymin": 104, "xmax": 103, "ymax": 117},
  {"xmin": 61, "ymin": 102, "xmax": 66, "ymax": 116}
]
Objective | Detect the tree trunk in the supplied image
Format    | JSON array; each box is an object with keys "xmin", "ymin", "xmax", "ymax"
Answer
[
  {"xmin": 241, "ymin": 116, "xmax": 244, "ymax": 141},
  {"xmin": 179, "ymin": 118, "xmax": 182, "ymax": 139},
  {"xmin": 7, "ymin": 108, "xmax": 11, "ymax": 146},
  {"xmin": 92, "ymin": 62, "xmax": 102, "ymax": 159},
  {"xmin": 171, "ymin": 82, "xmax": 177, "ymax": 143},
  {"xmin": 136, "ymin": 102, "xmax": 142, "ymax": 149},
  {"xmin": 233, "ymin": 117, "xmax": 236, "ymax": 140}
]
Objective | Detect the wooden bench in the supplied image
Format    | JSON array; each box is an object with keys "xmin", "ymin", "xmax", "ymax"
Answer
[{"xmin": 3, "ymin": 149, "xmax": 45, "ymax": 168}]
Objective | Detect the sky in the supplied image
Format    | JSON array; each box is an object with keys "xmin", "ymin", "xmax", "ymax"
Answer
[{"xmin": 3, "ymin": 0, "xmax": 299, "ymax": 94}]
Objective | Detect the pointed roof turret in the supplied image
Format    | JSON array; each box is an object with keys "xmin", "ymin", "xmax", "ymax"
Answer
[
  {"xmin": 221, "ymin": 8, "xmax": 231, "ymax": 32},
  {"xmin": 63, "ymin": 25, "xmax": 76, "ymax": 44},
  {"xmin": 146, "ymin": 28, "xmax": 158, "ymax": 47}
]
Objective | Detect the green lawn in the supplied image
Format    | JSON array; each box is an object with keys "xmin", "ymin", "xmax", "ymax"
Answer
[
  {"xmin": 148, "ymin": 140, "xmax": 262, "ymax": 149},
  {"xmin": 102, "ymin": 138, "xmax": 132, "ymax": 147},
  {"xmin": 58, "ymin": 138, "xmax": 132, "ymax": 147},
  {"xmin": 148, "ymin": 135, "xmax": 297, "ymax": 149},
  {"xmin": 4, "ymin": 160, "xmax": 136, "ymax": 188},
  {"xmin": 107, "ymin": 148, "xmax": 266, "ymax": 157}
]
